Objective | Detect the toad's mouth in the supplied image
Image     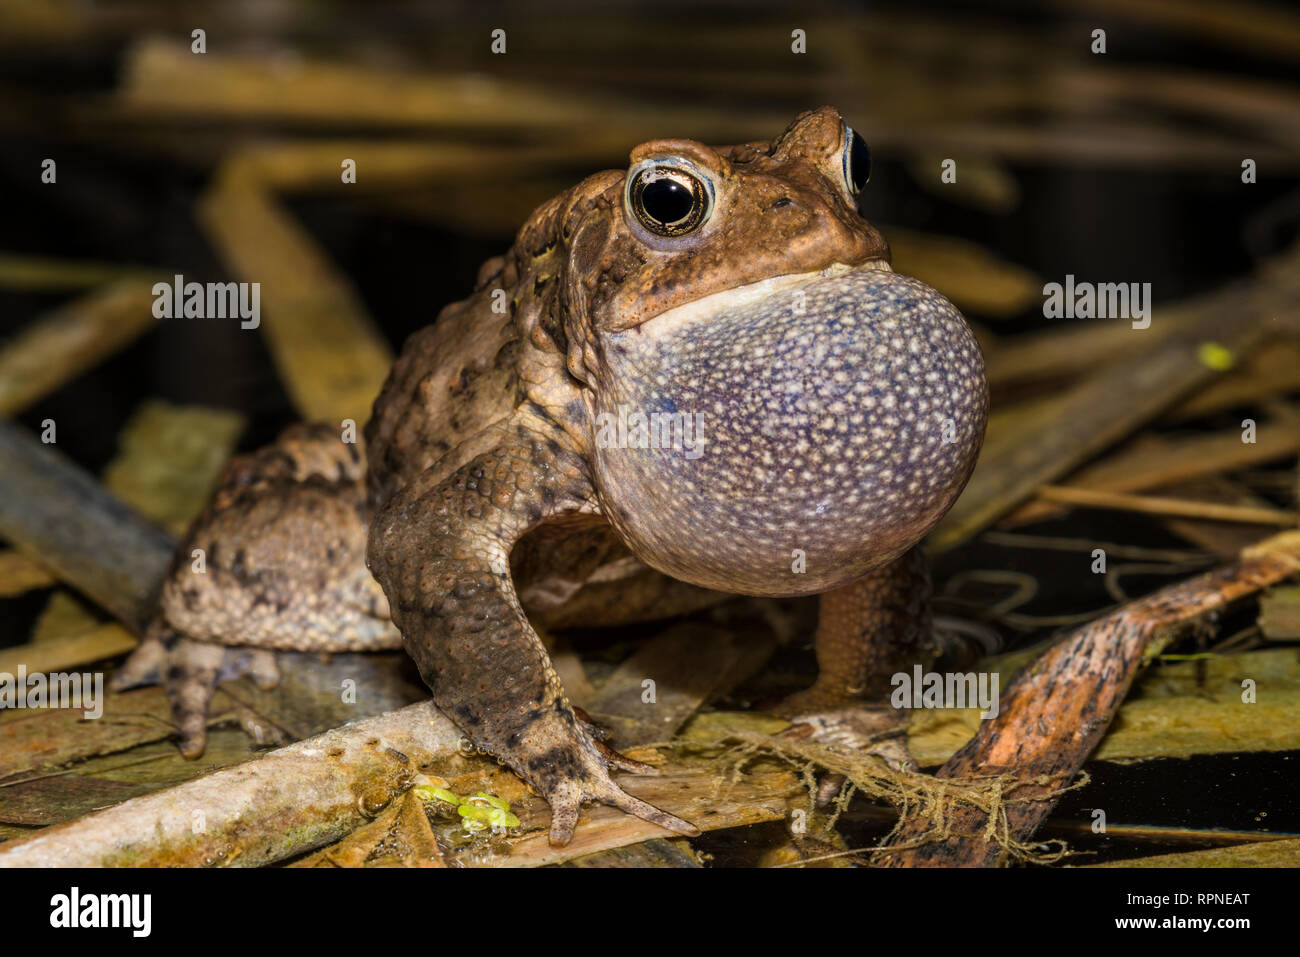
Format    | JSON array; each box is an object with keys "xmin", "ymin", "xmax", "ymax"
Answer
[
  {"xmin": 629, "ymin": 259, "xmax": 894, "ymax": 339},
  {"xmin": 593, "ymin": 263, "xmax": 987, "ymax": 597}
]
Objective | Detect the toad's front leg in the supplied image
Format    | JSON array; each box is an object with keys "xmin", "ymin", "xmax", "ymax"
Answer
[{"xmin": 367, "ymin": 414, "xmax": 699, "ymax": 847}]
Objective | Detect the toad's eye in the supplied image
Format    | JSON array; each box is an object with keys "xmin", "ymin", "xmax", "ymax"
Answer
[
  {"xmin": 843, "ymin": 125, "xmax": 871, "ymax": 196},
  {"xmin": 625, "ymin": 161, "xmax": 713, "ymax": 238}
]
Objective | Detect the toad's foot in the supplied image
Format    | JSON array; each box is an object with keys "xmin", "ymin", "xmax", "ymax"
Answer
[
  {"xmin": 776, "ymin": 697, "xmax": 914, "ymax": 770},
  {"xmin": 775, "ymin": 694, "xmax": 917, "ymax": 806},
  {"xmin": 519, "ymin": 708, "xmax": 701, "ymax": 847},
  {"xmin": 108, "ymin": 623, "xmax": 281, "ymax": 758}
]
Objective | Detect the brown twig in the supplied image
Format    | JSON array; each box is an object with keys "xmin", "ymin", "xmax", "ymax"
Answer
[
  {"xmin": 1035, "ymin": 485, "xmax": 1299, "ymax": 525},
  {"xmin": 873, "ymin": 530, "xmax": 1300, "ymax": 867}
]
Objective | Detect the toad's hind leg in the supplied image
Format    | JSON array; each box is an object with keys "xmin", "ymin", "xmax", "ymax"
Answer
[
  {"xmin": 776, "ymin": 547, "xmax": 936, "ymax": 773},
  {"xmin": 368, "ymin": 412, "xmax": 699, "ymax": 847},
  {"xmin": 109, "ymin": 424, "xmax": 401, "ymax": 757}
]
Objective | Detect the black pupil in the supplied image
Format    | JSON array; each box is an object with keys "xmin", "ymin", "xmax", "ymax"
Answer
[
  {"xmin": 849, "ymin": 130, "xmax": 870, "ymax": 192},
  {"xmin": 641, "ymin": 176, "xmax": 694, "ymax": 225}
]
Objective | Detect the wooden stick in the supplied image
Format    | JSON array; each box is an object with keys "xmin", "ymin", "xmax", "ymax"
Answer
[
  {"xmin": 0, "ymin": 550, "xmax": 55, "ymax": 598},
  {"xmin": 1034, "ymin": 484, "xmax": 1299, "ymax": 525},
  {"xmin": 0, "ymin": 421, "xmax": 175, "ymax": 631},
  {"xmin": 1045, "ymin": 821, "xmax": 1299, "ymax": 848},
  {"xmin": 1086, "ymin": 836, "xmax": 1300, "ymax": 868},
  {"xmin": 1006, "ymin": 410, "xmax": 1300, "ymax": 525},
  {"xmin": 873, "ymin": 530, "xmax": 1300, "ymax": 867},
  {"xmin": 0, "ymin": 255, "xmax": 154, "ymax": 291},
  {"xmin": 0, "ymin": 280, "xmax": 159, "ymax": 417},
  {"xmin": 0, "ymin": 701, "xmax": 461, "ymax": 867},
  {"xmin": 0, "ymin": 625, "xmax": 136, "ymax": 678},
  {"xmin": 1157, "ymin": 476, "xmax": 1285, "ymax": 557},
  {"xmin": 119, "ymin": 38, "xmax": 617, "ymax": 131}
]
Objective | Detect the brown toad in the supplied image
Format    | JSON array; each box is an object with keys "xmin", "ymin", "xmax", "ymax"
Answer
[{"xmin": 112, "ymin": 107, "xmax": 987, "ymax": 846}]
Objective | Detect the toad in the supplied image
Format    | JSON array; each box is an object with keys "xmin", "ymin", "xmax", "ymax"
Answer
[{"xmin": 111, "ymin": 107, "xmax": 987, "ymax": 846}]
